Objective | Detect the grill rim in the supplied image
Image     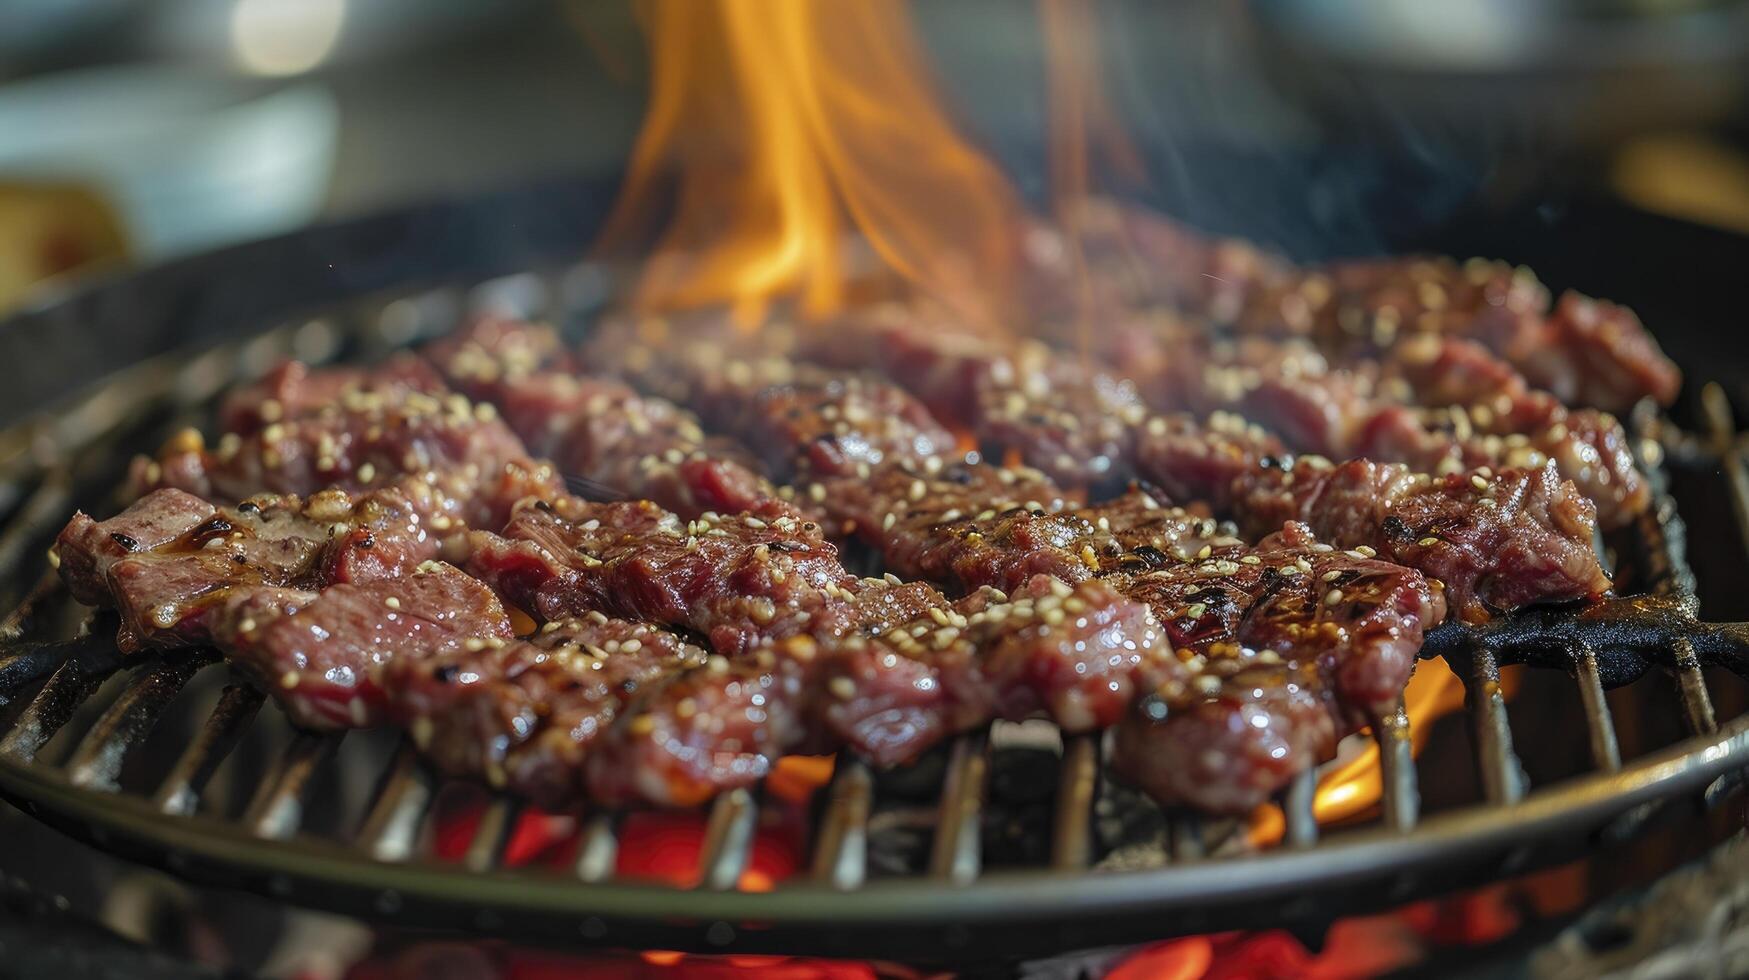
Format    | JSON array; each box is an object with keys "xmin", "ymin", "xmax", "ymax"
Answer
[
  {"xmin": 2, "ymin": 188, "xmax": 1748, "ymax": 961},
  {"xmin": 0, "ymin": 707, "xmax": 1745, "ymax": 959}
]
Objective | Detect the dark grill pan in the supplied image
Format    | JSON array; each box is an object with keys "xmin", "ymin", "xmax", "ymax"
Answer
[{"xmin": 1, "ymin": 181, "xmax": 1748, "ymax": 964}]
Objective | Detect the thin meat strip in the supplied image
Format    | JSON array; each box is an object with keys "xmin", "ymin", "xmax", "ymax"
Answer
[
  {"xmin": 425, "ymin": 316, "xmax": 791, "ymax": 519},
  {"xmin": 53, "ymin": 487, "xmax": 511, "ymax": 728},
  {"xmin": 1133, "ymin": 415, "xmax": 1613, "ymax": 615},
  {"xmin": 385, "ymin": 614, "xmax": 709, "ymax": 805},
  {"xmin": 132, "ymin": 362, "xmax": 562, "ymax": 532}
]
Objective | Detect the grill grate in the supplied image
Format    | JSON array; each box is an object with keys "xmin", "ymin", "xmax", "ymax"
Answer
[{"xmin": 0, "ymin": 272, "xmax": 1747, "ymax": 962}]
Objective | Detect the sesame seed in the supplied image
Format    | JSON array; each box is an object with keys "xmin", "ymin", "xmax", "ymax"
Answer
[
  {"xmin": 1240, "ymin": 555, "xmax": 1261, "ymax": 565},
  {"xmin": 1324, "ymin": 589, "xmax": 1343, "ymax": 606},
  {"xmin": 829, "ymin": 677, "xmax": 857, "ymax": 701},
  {"xmin": 384, "ymin": 596, "xmax": 401, "ymax": 609},
  {"xmin": 1418, "ymin": 536, "xmax": 1440, "ymax": 547}
]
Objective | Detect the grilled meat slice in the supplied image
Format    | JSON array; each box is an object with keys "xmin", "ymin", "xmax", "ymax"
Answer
[
  {"xmin": 55, "ymin": 487, "xmax": 503, "ymax": 730},
  {"xmin": 1060, "ymin": 201, "xmax": 1679, "ymax": 412},
  {"xmin": 818, "ymin": 457, "xmax": 1069, "ymax": 581},
  {"xmin": 425, "ymin": 317, "xmax": 792, "ymax": 520},
  {"xmin": 219, "ymin": 356, "xmax": 448, "ymax": 436},
  {"xmin": 133, "ymin": 368, "xmax": 561, "ymax": 531},
  {"xmin": 1131, "ymin": 412, "xmax": 1285, "ymax": 510},
  {"xmin": 54, "ymin": 487, "xmax": 437, "ymax": 652},
  {"xmin": 586, "ymin": 646, "xmax": 818, "ymax": 807},
  {"xmin": 739, "ymin": 374, "xmax": 958, "ymax": 481},
  {"xmin": 1233, "ymin": 458, "xmax": 1611, "ymax": 623},
  {"xmin": 1530, "ymin": 291, "xmax": 1682, "ymax": 412},
  {"xmin": 1110, "ymin": 521, "xmax": 1440, "ymax": 812},
  {"xmin": 386, "ymin": 614, "xmax": 707, "ymax": 804},
  {"xmin": 810, "ymin": 307, "xmax": 1147, "ymax": 489},
  {"xmin": 421, "ymin": 315, "xmax": 575, "ymax": 402},
  {"xmin": 469, "ymin": 497, "xmax": 853, "ymax": 656},
  {"xmin": 210, "ymin": 561, "xmax": 512, "ymax": 729},
  {"xmin": 1132, "ymin": 416, "xmax": 1614, "ymax": 616},
  {"xmin": 587, "ymin": 314, "xmax": 957, "ymax": 482}
]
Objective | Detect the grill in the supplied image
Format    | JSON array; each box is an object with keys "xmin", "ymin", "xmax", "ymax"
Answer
[{"xmin": 2, "ymin": 186, "xmax": 1749, "ymax": 966}]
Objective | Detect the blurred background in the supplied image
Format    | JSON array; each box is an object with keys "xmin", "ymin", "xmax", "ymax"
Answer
[{"xmin": 2, "ymin": 0, "xmax": 1749, "ymax": 313}]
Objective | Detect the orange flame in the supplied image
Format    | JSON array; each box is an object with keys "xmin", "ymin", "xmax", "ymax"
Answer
[
  {"xmin": 597, "ymin": 0, "xmax": 1026, "ymax": 327},
  {"xmin": 1249, "ymin": 659, "xmax": 1471, "ymax": 846}
]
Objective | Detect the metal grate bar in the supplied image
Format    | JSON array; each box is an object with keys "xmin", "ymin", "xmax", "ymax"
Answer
[
  {"xmin": 1672, "ymin": 638, "xmax": 1718, "ymax": 736},
  {"xmin": 811, "ymin": 757, "xmax": 872, "ymax": 889},
  {"xmin": 1283, "ymin": 769, "xmax": 1319, "ymax": 848},
  {"xmin": 1700, "ymin": 383, "xmax": 1749, "ymax": 562},
  {"xmin": 1466, "ymin": 646, "xmax": 1526, "ymax": 805},
  {"xmin": 0, "ymin": 636, "xmax": 99, "ymax": 706},
  {"xmin": 155, "ymin": 683, "xmax": 265, "ymax": 817},
  {"xmin": 575, "ymin": 813, "xmax": 620, "ymax": 883},
  {"xmin": 241, "ymin": 733, "xmax": 343, "ymax": 840},
  {"xmin": 0, "ymin": 571, "xmax": 64, "ymax": 644},
  {"xmin": 0, "ymin": 471, "xmax": 72, "ymax": 586},
  {"xmin": 463, "ymin": 797, "xmax": 523, "ymax": 873},
  {"xmin": 0, "ymin": 646, "xmax": 124, "ymax": 762},
  {"xmin": 355, "ymin": 743, "xmax": 436, "ymax": 862},
  {"xmin": 1372, "ymin": 700, "xmax": 1420, "ymax": 832},
  {"xmin": 1051, "ymin": 734, "xmax": 1100, "ymax": 870},
  {"xmin": 1572, "ymin": 643, "xmax": 1623, "ymax": 772},
  {"xmin": 66, "ymin": 653, "xmax": 212, "ymax": 790},
  {"xmin": 696, "ymin": 788, "xmax": 758, "ymax": 891},
  {"xmin": 929, "ymin": 732, "xmax": 988, "ymax": 885}
]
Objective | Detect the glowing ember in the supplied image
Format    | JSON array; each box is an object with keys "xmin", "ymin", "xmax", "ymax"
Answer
[{"xmin": 597, "ymin": 0, "xmax": 1025, "ymax": 327}]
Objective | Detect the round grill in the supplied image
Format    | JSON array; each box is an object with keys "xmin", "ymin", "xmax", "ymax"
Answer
[{"xmin": 1, "ymin": 187, "xmax": 1747, "ymax": 964}]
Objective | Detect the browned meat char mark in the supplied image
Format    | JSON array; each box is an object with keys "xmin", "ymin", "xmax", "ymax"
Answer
[{"xmin": 385, "ymin": 613, "xmax": 707, "ymax": 805}]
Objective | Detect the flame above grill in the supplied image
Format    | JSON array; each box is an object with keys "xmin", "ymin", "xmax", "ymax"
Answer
[{"xmin": 596, "ymin": 0, "xmax": 1026, "ymax": 327}]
